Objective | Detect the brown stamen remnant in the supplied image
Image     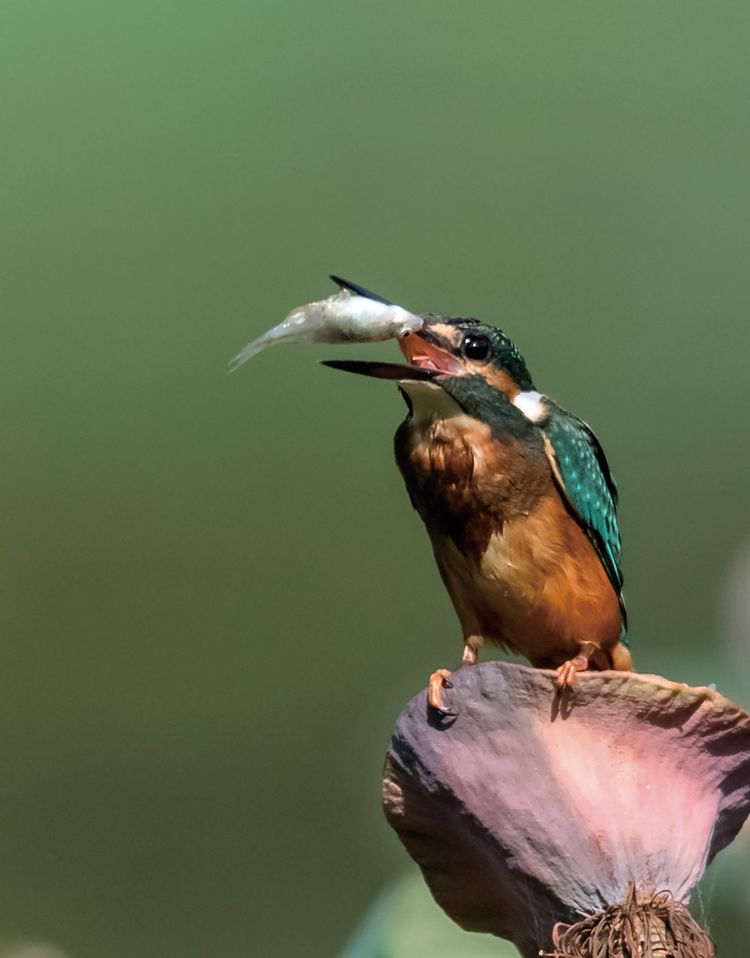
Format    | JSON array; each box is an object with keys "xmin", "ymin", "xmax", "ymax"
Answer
[
  {"xmin": 383, "ymin": 662, "xmax": 750, "ymax": 958},
  {"xmin": 543, "ymin": 883, "xmax": 714, "ymax": 957}
]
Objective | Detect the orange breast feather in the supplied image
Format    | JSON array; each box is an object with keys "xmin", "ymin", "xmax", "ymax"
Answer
[{"xmin": 397, "ymin": 415, "xmax": 623, "ymax": 665}]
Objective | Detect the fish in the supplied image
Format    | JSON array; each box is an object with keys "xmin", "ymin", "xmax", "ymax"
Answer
[{"xmin": 228, "ymin": 280, "xmax": 423, "ymax": 372}]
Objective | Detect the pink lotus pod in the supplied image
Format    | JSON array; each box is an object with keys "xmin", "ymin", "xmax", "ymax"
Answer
[{"xmin": 383, "ymin": 662, "xmax": 750, "ymax": 957}]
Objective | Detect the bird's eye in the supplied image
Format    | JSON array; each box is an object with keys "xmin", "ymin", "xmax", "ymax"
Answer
[{"xmin": 462, "ymin": 333, "xmax": 491, "ymax": 362}]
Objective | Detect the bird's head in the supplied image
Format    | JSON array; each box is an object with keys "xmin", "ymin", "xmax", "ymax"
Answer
[
  {"xmin": 322, "ymin": 277, "xmax": 538, "ymax": 425},
  {"xmin": 397, "ymin": 315, "xmax": 534, "ymax": 397}
]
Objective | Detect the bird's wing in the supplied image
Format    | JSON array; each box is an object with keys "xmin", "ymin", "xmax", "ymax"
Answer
[
  {"xmin": 540, "ymin": 401, "xmax": 625, "ymax": 620},
  {"xmin": 329, "ymin": 275, "xmax": 392, "ymax": 305}
]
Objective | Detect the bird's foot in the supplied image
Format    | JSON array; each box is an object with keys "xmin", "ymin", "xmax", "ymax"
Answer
[
  {"xmin": 555, "ymin": 655, "xmax": 588, "ymax": 688},
  {"xmin": 461, "ymin": 643, "xmax": 478, "ymax": 667},
  {"xmin": 427, "ymin": 641, "xmax": 480, "ymax": 712},
  {"xmin": 428, "ymin": 668, "xmax": 453, "ymax": 711},
  {"xmin": 555, "ymin": 642, "xmax": 599, "ymax": 689}
]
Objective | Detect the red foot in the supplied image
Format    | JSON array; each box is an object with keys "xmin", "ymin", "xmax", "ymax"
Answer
[
  {"xmin": 428, "ymin": 668, "xmax": 453, "ymax": 710},
  {"xmin": 555, "ymin": 641, "xmax": 605, "ymax": 688},
  {"xmin": 555, "ymin": 653, "xmax": 590, "ymax": 688}
]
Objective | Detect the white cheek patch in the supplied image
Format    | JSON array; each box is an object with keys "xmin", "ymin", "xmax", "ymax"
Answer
[{"xmin": 512, "ymin": 390, "xmax": 547, "ymax": 423}]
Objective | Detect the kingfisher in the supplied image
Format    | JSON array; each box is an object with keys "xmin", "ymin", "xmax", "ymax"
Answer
[{"xmin": 324, "ymin": 277, "xmax": 631, "ymax": 710}]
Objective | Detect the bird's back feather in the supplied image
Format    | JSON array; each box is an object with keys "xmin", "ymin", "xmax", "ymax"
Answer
[{"xmin": 540, "ymin": 402, "xmax": 626, "ymax": 629}]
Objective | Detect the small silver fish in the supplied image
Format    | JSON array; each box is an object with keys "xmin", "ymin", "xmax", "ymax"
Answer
[{"xmin": 229, "ymin": 286, "xmax": 423, "ymax": 372}]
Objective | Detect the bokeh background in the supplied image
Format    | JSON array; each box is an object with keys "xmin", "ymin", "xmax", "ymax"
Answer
[{"xmin": 2, "ymin": 2, "xmax": 749, "ymax": 956}]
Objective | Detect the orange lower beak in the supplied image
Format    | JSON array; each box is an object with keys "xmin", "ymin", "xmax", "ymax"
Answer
[{"xmin": 398, "ymin": 332, "xmax": 463, "ymax": 375}]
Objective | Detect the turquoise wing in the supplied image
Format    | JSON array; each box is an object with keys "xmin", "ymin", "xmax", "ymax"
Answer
[{"xmin": 541, "ymin": 402, "xmax": 626, "ymax": 625}]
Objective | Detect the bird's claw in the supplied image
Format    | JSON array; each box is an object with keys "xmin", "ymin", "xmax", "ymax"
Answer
[
  {"xmin": 555, "ymin": 652, "xmax": 590, "ymax": 689},
  {"xmin": 428, "ymin": 668, "xmax": 453, "ymax": 712}
]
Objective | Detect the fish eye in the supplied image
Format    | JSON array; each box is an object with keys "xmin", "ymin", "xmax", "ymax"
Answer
[{"xmin": 462, "ymin": 333, "xmax": 491, "ymax": 362}]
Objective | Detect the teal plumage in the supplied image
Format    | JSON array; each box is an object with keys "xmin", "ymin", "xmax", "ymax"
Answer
[{"xmin": 541, "ymin": 403, "xmax": 627, "ymax": 630}]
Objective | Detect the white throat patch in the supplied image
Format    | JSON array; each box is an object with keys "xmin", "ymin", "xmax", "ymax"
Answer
[
  {"xmin": 399, "ymin": 380, "xmax": 464, "ymax": 425},
  {"xmin": 512, "ymin": 390, "xmax": 547, "ymax": 423}
]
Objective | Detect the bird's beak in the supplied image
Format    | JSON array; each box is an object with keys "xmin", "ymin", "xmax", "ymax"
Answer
[
  {"xmin": 397, "ymin": 331, "xmax": 464, "ymax": 375},
  {"xmin": 322, "ymin": 328, "xmax": 463, "ymax": 385},
  {"xmin": 321, "ymin": 359, "xmax": 440, "ymax": 382}
]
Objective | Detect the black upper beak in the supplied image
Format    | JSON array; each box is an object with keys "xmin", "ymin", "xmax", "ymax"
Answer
[{"xmin": 321, "ymin": 359, "xmax": 439, "ymax": 382}]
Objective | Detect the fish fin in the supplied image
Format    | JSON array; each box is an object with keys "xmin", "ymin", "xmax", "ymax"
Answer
[{"xmin": 328, "ymin": 275, "xmax": 392, "ymax": 305}]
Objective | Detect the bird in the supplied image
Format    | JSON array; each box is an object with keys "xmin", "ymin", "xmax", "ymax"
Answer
[{"xmin": 323, "ymin": 277, "xmax": 631, "ymax": 710}]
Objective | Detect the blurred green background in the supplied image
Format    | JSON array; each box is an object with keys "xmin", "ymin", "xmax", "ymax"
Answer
[{"xmin": 1, "ymin": 1, "xmax": 749, "ymax": 956}]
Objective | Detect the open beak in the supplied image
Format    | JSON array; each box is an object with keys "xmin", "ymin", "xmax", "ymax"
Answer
[
  {"xmin": 322, "ymin": 328, "xmax": 463, "ymax": 384},
  {"xmin": 397, "ymin": 331, "xmax": 463, "ymax": 375},
  {"xmin": 320, "ymin": 359, "xmax": 439, "ymax": 382}
]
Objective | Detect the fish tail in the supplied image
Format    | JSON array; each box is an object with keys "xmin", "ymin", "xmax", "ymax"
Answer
[{"xmin": 227, "ymin": 338, "xmax": 266, "ymax": 373}]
